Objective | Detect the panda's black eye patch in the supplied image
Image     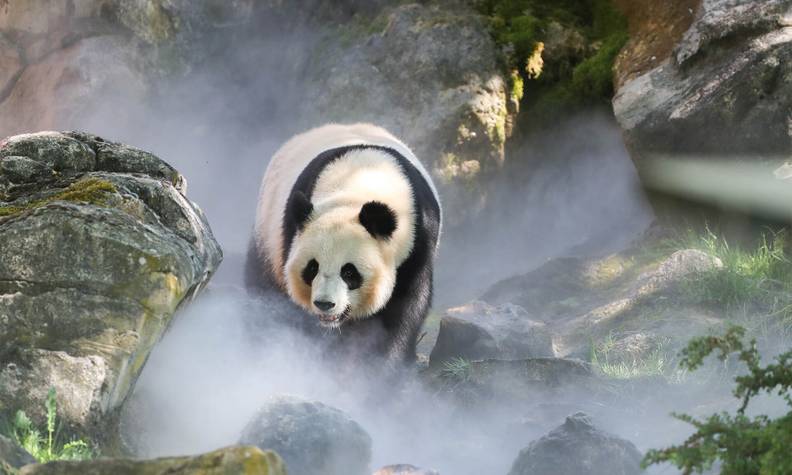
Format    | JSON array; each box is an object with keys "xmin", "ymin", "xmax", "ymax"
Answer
[
  {"xmin": 302, "ymin": 259, "xmax": 319, "ymax": 285},
  {"xmin": 340, "ymin": 263, "xmax": 362, "ymax": 290}
]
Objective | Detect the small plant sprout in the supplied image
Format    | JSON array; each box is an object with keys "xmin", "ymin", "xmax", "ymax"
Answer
[{"xmin": 8, "ymin": 387, "xmax": 93, "ymax": 463}]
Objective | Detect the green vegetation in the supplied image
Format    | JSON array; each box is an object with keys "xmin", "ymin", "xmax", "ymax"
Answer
[
  {"xmin": 643, "ymin": 326, "xmax": 792, "ymax": 474},
  {"xmin": 590, "ymin": 333, "xmax": 680, "ymax": 381},
  {"xmin": 0, "ymin": 178, "xmax": 117, "ymax": 218},
  {"xmin": 475, "ymin": 0, "xmax": 628, "ymax": 123},
  {"xmin": 440, "ymin": 357, "xmax": 473, "ymax": 383},
  {"xmin": 665, "ymin": 228, "xmax": 792, "ymax": 341},
  {"xmin": 4, "ymin": 388, "xmax": 93, "ymax": 463}
]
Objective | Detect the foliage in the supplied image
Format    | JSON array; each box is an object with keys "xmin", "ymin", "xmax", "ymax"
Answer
[
  {"xmin": 0, "ymin": 178, "xmax": 117, "ymax": 218},
  {"xmin": 5, "ymin": 388, "xmax": 93, "ymax": 463},
  {"xmin": 643, "ymin": 326, "xmax": 792, "ymax": 474},
  {"xmin": 475, "ymin": 0, "xmax": 628, "ymax": 123}
]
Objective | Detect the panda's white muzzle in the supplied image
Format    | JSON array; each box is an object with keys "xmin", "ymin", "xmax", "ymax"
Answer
[{"xmin": 311, "ymin": 273, "xmax": 350, "ymax": 325}]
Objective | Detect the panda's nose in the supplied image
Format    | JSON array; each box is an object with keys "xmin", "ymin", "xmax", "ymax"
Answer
[{"xmin": 314, "ymin": 300, "xmax": 335, "ymax": 311}]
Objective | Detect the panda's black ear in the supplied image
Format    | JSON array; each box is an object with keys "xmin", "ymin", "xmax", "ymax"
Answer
[
  {"xmin": 359, "ymin": 201, "xmax": 397, "ymax": 240},
  {"xmin": 286, "ymin": 190, "xmax": 314, "ymax": 231}
]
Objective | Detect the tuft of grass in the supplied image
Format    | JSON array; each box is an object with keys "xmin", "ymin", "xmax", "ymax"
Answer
[
  {"xmin": 590, "ymin": 333, "xmax": 684, "ymax": 382},
  {"xmin": 440, "ymin": 357, "xmax": 473, "ymax": 383},
  {"xmin": 0, "ymin": 177, "xmax": 117, "ymax": 218},
  {"xmin": 676, "ymin": 228, "xmax": 792, "ymax": 311},
  {"xmin": 6, "ymin": 388, "xmax": 93, "ymax": 463}
]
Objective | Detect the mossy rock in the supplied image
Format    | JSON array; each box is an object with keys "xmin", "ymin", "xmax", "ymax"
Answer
[
  {"xmin": 17, "ymin": 446, "xmax": 285, "ymax": 475},
  {"xmin": 0, "ymin": 131, "xmax": 222, "ymax": 451}
]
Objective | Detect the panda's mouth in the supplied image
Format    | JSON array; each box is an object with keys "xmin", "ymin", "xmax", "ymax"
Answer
[{"xmin": 316, "ymin": 306, "xmax": 350, "ymax": 327}]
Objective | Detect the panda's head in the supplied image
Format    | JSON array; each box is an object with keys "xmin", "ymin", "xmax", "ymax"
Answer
[{"xmin": 284, "ymin": 192, "xmax": 399, "ymax": 328}]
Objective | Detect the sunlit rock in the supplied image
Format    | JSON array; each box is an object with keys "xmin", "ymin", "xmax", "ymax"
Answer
[
  {"xmin": 373, "ymin": 464, "xmax": 440, "ymax": 475},
  {"xmin": 17, "ymin": 445, "xmax": 284, "ymax": 475},
  {"xmin": 0, "ymin": 131, "xmax": 221, "ymax": 447},
  {"xmin": 614, "ymin": 0, "xmax": 792, "ymax": 161},
  {"xmin": 239, "ymin": 395, "xmax": 371, "ymax": 475}
]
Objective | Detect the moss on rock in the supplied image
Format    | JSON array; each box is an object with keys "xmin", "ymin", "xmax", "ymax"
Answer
[{"xmin": 0, "ymin": 178, "xmax": 117, "ymax": 218}]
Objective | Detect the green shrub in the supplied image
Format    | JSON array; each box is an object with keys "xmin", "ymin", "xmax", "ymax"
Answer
[
  {"xmin": 643, "ymin": 326, "xmax": 792, "ymax": 474},
  {"xmin": 6, "ymin": 388, "xmax": 93, "ymax": 463},
  {"xmin": 475, "ymin": 0, "xmax": 628, "ymax": 122}
]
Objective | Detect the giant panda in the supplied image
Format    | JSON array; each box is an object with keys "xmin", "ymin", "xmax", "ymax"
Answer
[{"xmin": 246, "ymin": 123, "xmax": 442, "ymax": 363}]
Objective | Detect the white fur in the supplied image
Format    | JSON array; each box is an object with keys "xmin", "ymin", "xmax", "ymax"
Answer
[
  {"xmin": 253, "ymin": 124, "xmax": 440, "ymax": 325},
  {"xmin": 254, "ymin": 123, "xmax": 439, "ymax": 284}
]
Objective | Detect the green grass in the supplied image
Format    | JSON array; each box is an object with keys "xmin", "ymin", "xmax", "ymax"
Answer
[
  {"xmin": 590, "ymin": 333, "xmax": 686, "ymax": 382},
  {"xmin": 4, "ymin": 388, "xmax": 93, "ymax": 463},
  {"xmin": 0, "ymin": 178, "xmax": 117, "ymax": 218},
  {"xmin": 440, "ymin": 357, "xmax": 472, "ymax": 383},
  {"xmin": 672, "ymin": 228, "xmax": 792, "ymax": 316}
]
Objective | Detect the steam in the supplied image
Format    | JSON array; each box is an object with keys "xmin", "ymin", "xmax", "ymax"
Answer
[
  {"xmin": 122, "ymin": 288, "xmax": 537, "ymax": 473},
  {"xmin": 30, "ymin": 7, "xmax": 783, "ymax": 475}
]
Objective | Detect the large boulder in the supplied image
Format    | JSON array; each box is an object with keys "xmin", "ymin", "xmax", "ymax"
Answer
[
  {"xmin": 613, "ymin": 0, "xmax": 792, "ymax": 163},
  {"xmin": 239, "ymin": 396, "xmax": 372, "ymax": 475},
  {"xmin": 507, "ymin": 412, "xmax": 643, "ymax": 475},
  {"xmin": 0, "ymin": 131, "xmax": 221, "ymax": 446},
  {"xmin": 300, "ymin": 2, "xmax": 516, "ymax": 225},
  {"xmin": 482, "ymin": 246, "xmax": 723, "ymax": 358},
  {"xmin": 429, "ymin": 301, "xmax": 553, "ymax": 366},
  {"xmin": 17, "ymin": 445, "xmax": 285, "ymax": 475}
]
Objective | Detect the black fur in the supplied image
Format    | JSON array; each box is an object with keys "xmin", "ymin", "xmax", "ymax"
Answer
[
  {"xmin": 285, "ymin": 190, "xmax": 313, "ymax": 233},
  {"xmin": 256, "ymin": 144, "xmax": 440, "ymax": 364},
  {"xmin": 359, "ymin": 201, "xmax": 397, "ymax": 239}
]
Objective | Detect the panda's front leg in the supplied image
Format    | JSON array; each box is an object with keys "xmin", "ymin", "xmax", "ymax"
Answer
[{"xmin": 380, "ymin": 267, "xmax": 434, "ymax": 364}]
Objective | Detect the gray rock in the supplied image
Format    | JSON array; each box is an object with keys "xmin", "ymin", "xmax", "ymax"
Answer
[
  {"xmin": 0, "ymin": 131, "xmax": 221, "ymax": 445},
  {"xmin": 429, "ymin": 301, "xmax": 553, "ymax": 365},
  {"xmin": 239, "ymin": 395, "xmax": 372, "ymax": 475},
  {"xmin": 508, "ymin": 412, "xmax": 643, "ymax": 475},
  {"xmin": 614, "ymin": 0, "xmax": 792, "ymax": 161},
  {"xmin": 428, "ymin": 357, "xmax": 606, "ymax": 407},
  {"xmin": 0, "ymin": 434, "xmax": 35, "ymax": 469}
]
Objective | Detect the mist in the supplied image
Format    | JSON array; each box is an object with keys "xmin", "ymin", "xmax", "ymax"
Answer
[{"xmin": 20, "ymin": 4, "xmax": 782, "ymax": 474}]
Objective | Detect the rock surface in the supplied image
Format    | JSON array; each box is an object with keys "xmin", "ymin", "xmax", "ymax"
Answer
[
  {"xmin": 508, "ymin": 412, "xmax": 642, "ymax": 475},
  {"xmin": 0, "ymin": 435, "xmax": 35, "ymax": 469},
  {"xmin": 429, "ymin": 301, "xmax": 553, "ymax": 366},
  {"xmin": 0, "ymin": 131, "xmax": 221, "ymax": 445},
  {"xmin": 239, "ymin": 396, "xmax": 372, "ymax": 475},
  {"xmin": 427, "ymin": 356, "xmax": 605, "ymax": 409},
  {"xmin": 0, "ymin": 36, "xmax": 148, "ymax": 138},
  {"xmin": 17, "ymin": 445, "xmax": 284, "ymax": 475},
  {"xmin": 614, "ymin": 0, "xmax": 792, "ymax": 162},
  {"xmin": 300, "ymin": 2, "xmax": 515, "ymax": 225},
  {"xmin": 483, "ymin": 245, "xmax": 723, "ymax": 357}
]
